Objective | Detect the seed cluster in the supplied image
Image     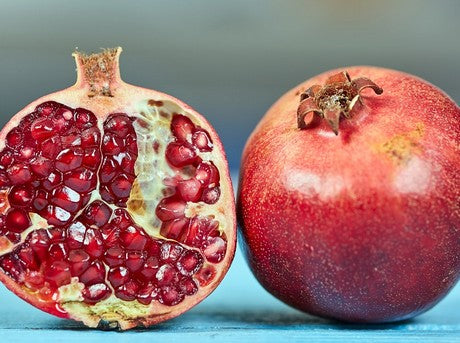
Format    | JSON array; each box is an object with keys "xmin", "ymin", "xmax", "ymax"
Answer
[{"xmin": 0, "ymin": 101, "xmax": 225, "ymax": 307}]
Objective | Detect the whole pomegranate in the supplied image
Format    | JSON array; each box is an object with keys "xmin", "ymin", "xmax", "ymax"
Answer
[
  {"xmin": 238, "ymin": 67, "xmax": 459, "ymax": 322},
  {"xmin": 0, "ymin": 48, "xmax": 236, "ymax": 329}
]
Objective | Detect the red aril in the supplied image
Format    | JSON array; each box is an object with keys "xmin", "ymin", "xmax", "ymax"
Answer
[
  {"xmin": 238, "ymin": 67, "xmax": 459, "ymax": 322},
  {"xmin": 0, "ymin": 48, "xmax": 236, "ymax": 330}
]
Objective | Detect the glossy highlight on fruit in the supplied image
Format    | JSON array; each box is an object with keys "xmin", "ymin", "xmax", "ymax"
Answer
[
  {"xmin": 0, "ymin": 48, "xmax": 236, "ymax": 330},
  {"xmin": 238, "ymin": 66, "xmax": 459, "ymax": 323}
]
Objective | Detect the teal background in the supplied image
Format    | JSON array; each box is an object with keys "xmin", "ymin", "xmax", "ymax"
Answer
[
  {"xmin": 0, "ymin": 0, "xmax": 459, "ymax": 342},
  {"xmin": 0, "ymin": 0, "xmax": 459, "ymax": 170}
]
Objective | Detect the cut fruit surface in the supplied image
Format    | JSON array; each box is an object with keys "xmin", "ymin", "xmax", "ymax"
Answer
[{"xmin": 0, "ymin": 48, "xmax": 236, "ymax": 330}]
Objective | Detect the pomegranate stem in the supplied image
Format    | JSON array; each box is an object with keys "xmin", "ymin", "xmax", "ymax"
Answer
[
  {"xmin": 73, "ymin": 47, "xmax": 122, "ymax": 97},
  {"xmin": 297, "ymin": 71, "xmax": 383, "ymax": 135}
]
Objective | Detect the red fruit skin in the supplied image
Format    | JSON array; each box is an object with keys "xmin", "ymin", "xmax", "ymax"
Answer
[{"xmin": 238, "ymin": 66, "xmax": 460, "ymax": 323}]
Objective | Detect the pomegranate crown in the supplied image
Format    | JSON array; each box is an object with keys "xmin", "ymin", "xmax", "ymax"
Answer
[
  {"xmin": 73, "ymin": 47, "xmax": 122, "ymax": 97},
  {"xmin": 297, "ymin": 71, "xmax": 383, "ymax": 135}
]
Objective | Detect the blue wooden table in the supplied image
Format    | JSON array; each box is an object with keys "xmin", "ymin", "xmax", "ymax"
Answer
[
  {"xmin": 1, "ymin": 249, "xmax": 459, "ymax": 342},
  {"xmin": 0, "ymin": 174, "xmax": 459, "ymax": 342}
]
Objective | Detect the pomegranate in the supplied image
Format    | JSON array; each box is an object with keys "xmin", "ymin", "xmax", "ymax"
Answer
[
  {"xmin": 0, "ymin": 48, "xmax": 236, "ymax": 329},
  {"xmin": 238, "ymin": 67, "xmax": 459, "ymax": 322}
]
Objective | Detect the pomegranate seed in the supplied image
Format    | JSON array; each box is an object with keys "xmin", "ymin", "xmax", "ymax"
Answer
[
  {"xmin": 81, "ymin": 127, "xmax": 101, "ymax": 147},
  {"xmin": 160, "ymin": 218, "xmax": 189, "ymax": 240},
  {"xmin": 201, "ymin": 186, "xmax": 221, "ymax": 204},
  {"xmin": 159, "ymin": 286, "xmax": 184, "ymax": 306},
  {"xmin": 156, "ymin": 264, "xmax": 178, "ymax": 286},
  {"xmin": 79, "ymin": 261, "xmax": 105, "ymax": 285},
  {"xmin": 111, "ymin": 209, "xmax": 132, "ymax": 229},
  {"xmin": 36, "ymin": 101, "xmax": 59, "ymax": 116},
  {"xmin": 48, "ymin": 243, "xmax": 68, "ymax": 261},
  {"xmin": 83, "ymin": 201, "xmax": 112, "ymax": 227},
  {"xmin": 104, "ymin": 246, "xmax": 125, "ymax": 267},
  {"xmin": 18, "ymin": 113, "xmax": 36, "ymax": 130},
  {"xmin": 145, "ymin": 240, "xmax": 161, "ymax": 256},
  {"xmin": 44, "ymin": 261, "xmax": 71, "ymax": 287},
  {"xmin": 83, "ymin": 228, "xmax": 104, "ymax": 258},
  {"xmin": 32, "ymin": 190, "xmax": 48, "ymax": 211},
  {"xmin": 108, "ymin": 266, "xmax": 130, "ymax": 288},
  {"xmin": 61, "ymin": 132, "xmax": 81, "ymax": 147},
  {"xmin": 125, "ymin": 251, "xmax": 145, "ymax": 272},
  {"xmin": 177, "ymin": 178, "xmax": 203, "ymax": 202},
  {"xmin": 42, "ymin": 171, "xmax": 63, "ymax": 191},
  {"xmin": 31, "ymin": 118, "xmax": 55, "ymax": 141},
  {"xmin": 17, "ymin": 144, "xmax": 35, "ymax": 160},
  {"xmin": 24, "ymin": 270, "xmax": 45, "ymax": 289},
  {"xmin": 101, "ymin": 226, "xmax": 119, "ymax": 248},
  {"xmin": 8, "ymin": 186, "xmax": 33, "ymax": 206},
  {"xmin": 1, "ymin": 257, "xmax": 23, "ymax": 280},
  {"xmin": 0, "ymin": 173, "xmax": 10, "ymax": 189},
  {"xmin": 110, "ymin": 174, "xmax": 134, "ymax": 199},
  {"xmin": 30, "ymin": 156, "xmax": 53, "ymax": 177},
  {"xmin": 99, "ymin": 158, "xmax": 117, "ymax": 183},
  {"xmin": 74, "ymin": 108, "xmax": 97, "ymax": 129},
  {"xmin": 5, "ymin": 232, "xmax": 21, "ymax": 243},
  {"xmin": 170, "ymin": 114, "xmax": 195, "ymax": 142},
  {"xmin": 120, "ymin": 226, "xmax": 148, "ymax": 250},
  {"xmin": 82, "ymin": 148, "xmax": 101, "ymax": 169},
  {"xmin": 6, "ymin": 128, "xmax": 23, "ymax": 147},
  {"xmin": 56, "ymin": 148, "xmax": 83, "ymax": 172},
  {"xmin": 155, "ymin": 196, "xmax": 186, "ymax": 221},
  {"xmin": 125, "ymin": 134, "xmax": 138, "ymax": 156},
  {"xmin": 53, "ymin": 108, "xmax": 73, "ymax": 130},
  {"xmin": 52, "ymin": 186, "xmax": 81, "ymax": 212},
  {"xmin": 82, "ymin": 283, "xmax": 112, "ymax": 304},
  {"xmin": 160, "ymin": 243, "xmax": 183, "ymax": 263},
  {"xmin": 18, "ymin": 247, "xmax": 39, "ymax": 271},
  {"xmin": 203, "ymin": 236, "xmax": 227, "ymax": 263},
  {"xmin": 6, "ymin": 164, "xmax": 32, "ymax": 184},
  {"xmin": 179, "ymin": 278, "xmax": 198, "ymax": 296},
  {"xmin": 105, "ymin": 114, "xmax": 133, "ymax": 137},
  {"xmin": 47, "ymin": 228, "xmax": 66, "ymax": 243},
  {"xmin": 139, "ymin": 256, "xmax": 160, "ymax": 280},
  {"xmin": 29, "ymin": 229, "xmax": 50, "ymax": 261},
  {"xmin": 137, "ymin": 282, "xmax": 159, "ymax": 305},
  {"xmin": 42, "ymin": 205, "xmax": 71, "ymax": 226},
  {"xmin": 195, "ymin": 162, "xmax": 220, "ymax": 186},
  {"xmin": 195, "ymin": 265, "xmax": 217, "ymax": 287},
  {"xmin": 165, "ymin": 142, "xmax": 197, "ymax": 168},
  {"xmin": 192, "ymin": 128, "xmax": 213, "ymax": 152},
  {"xmin": 115, "ymin": 152, "xmax": 135, "ymax": 172},
  {"xmin": 102, "ymin": 134, "xmax": 123, "ymax": 155},
  {"xmin": 63, "ymin": 168, "xmax": 96, "ymax": 193},
  {"xmin": 67, "ymin": 221, "xmax": 86, "ymax": 249},
  {"xmin": 0, "ymin": 150, "xmax": 14, "ymax": 167},
  {"xmin": 6, "ymin": 208, "xmax": 30, "ymax": 233},
  {"xmin": 38, "ymin": 286, "xmax": 54, "ymax": 301},
  {"xmin": 68, "ymin": 249, "xmax": 91, "ymax": 276},
  {"xmin": 177, "ymin": 250, "xmax": 203, "ymax": 276},
  {"xmin": 115, "ymin": 280, "xmax": 139, "ymax": 301},
  {"xmin": 41, "ymin": 136, "xmax": 62, "ymax": 159}
]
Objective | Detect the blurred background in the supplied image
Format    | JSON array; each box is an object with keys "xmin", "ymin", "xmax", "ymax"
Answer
[
  {"xmin": 0, "ymin": 0, "xmax": 459, "ymax": 328},
  {"xmin": 0, "ymin": 0, "xmax": 459, "ymax": 170}
]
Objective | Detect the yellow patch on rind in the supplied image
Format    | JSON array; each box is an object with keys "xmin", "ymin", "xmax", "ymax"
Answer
[{"xmin": 374, "ymin": 123, "xmax": 425, "ymax": 164}]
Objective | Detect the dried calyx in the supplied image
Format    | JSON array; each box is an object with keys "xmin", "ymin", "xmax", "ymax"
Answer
[{"xmin": 297, "ymin": 71, "xmax": 383, "ymax": 134}]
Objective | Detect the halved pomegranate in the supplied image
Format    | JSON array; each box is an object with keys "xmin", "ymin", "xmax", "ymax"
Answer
[{"xmin": 0, "ymin": 48, "xmax": 236, "ymax": 329}]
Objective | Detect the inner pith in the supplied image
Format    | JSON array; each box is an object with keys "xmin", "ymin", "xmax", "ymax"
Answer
[{"xmin": 0, "ymin": 100, "xmax": 226, "ymax": 307}]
